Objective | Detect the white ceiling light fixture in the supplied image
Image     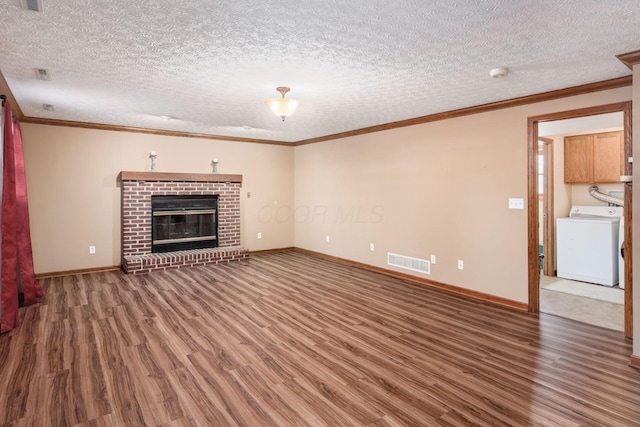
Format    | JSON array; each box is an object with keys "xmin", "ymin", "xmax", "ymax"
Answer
[
  {"xmin": 490, "ymin": 67, "xmax": 510, "ymax": 79},
  {"xmin": 264, "ymin": 86, "xmax": 301, "ymax": 122}
]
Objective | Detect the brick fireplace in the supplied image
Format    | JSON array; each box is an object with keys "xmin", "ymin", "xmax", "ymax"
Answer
[{"xmin": 119, "ymin": 171, "xmax": 248, "ymax": 274}]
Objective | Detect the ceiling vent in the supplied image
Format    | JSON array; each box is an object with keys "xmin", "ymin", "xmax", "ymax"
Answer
[
  {"xmin": 35, "ymin": 68, "xmax": 50, "ymax": 80},
  {"xmin": 23, "ymin": 0, "xmax": 43, "ymax": 12},
  {"xmin": 43, "ymin": 104, "xmax": 54, "ymax": 111}
]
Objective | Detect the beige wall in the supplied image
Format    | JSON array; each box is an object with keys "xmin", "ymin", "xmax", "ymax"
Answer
[
  {"xmin": 570, "ymin": 183, "xmax": 624, "ymax": 206},
  {"xmin": 22, "ymin": 125, "xmax": 294, "ymax": 273},
  {"xmin": 294, "ymin": 87, "xmax": 631, "ymax": 304},
  {"xmin": 20, "ymin": 85, "xmax": 632, "ymax": 305}
]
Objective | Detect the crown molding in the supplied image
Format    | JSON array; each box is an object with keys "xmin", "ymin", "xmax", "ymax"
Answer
[
  {"xmin": 3, "ymin": 65, "xmax": 631, "ymax": 147},
  {"xmin": 294, "ymin": 76, "xmax": 632, "ymax": 145},
  {"xmin": 20, "ymin": 116, "xmax": 293, "ymax": 146},
  {"xmin": 616, "ymin": 49, "xmax": 640, "ymax": 69}
]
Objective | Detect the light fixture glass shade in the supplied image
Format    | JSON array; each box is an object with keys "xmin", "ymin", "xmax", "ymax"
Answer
[{"xmin": 265, "ymin": 98, "xmax": 301, "ymax": 121}]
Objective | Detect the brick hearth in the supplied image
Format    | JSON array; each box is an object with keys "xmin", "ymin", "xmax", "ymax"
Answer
[{"xmin": 119, "ymin": 171, "xmax": 248, "ymax": 274}]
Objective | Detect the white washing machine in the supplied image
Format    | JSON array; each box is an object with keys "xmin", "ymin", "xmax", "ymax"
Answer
[{"xmin": 556, "ymin": 206, "xmax": 623, "ymax": 286}]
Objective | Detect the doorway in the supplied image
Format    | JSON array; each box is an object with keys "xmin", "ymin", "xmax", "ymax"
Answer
[
  {"xmin": 539, "ymin": 115, "xmax": 625, "ymax": 331},
  {"xmin": 528, "ymin": 102, "xmax": 633, "ymax": 338}
]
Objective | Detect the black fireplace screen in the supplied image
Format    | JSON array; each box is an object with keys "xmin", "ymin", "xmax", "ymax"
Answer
[{"xmin": 151, "ymin": 195, "xmax": 218, "ymax": 253}]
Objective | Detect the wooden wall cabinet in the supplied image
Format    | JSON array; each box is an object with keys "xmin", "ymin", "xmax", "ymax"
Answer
[{"xmin": 564, "ymin": 131, "xmax": 623, "ymax": 184}]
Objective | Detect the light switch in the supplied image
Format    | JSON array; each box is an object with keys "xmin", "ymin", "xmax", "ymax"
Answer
[{"xmin": 508, "ymin": 198, "xmax": 524, "ymax": 210}]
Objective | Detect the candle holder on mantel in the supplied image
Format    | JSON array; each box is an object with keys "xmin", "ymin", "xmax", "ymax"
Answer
[
  {"xmin": 149, "ymin": 151, "xmax": 157, "ymax": 172},
  {"xmin": 211, "ymin": 158, "xmax": 219, "ymax": 174}
]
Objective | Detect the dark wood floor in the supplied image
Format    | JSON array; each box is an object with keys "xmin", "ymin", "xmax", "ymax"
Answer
[{"xmin": 1, "ymin": 251, "xmax": 638, "ymax": 426}]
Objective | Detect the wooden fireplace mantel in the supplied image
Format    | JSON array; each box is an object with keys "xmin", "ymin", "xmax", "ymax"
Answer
[{"xmin": 119, "ymin": 171, "xmax": 242, "ymax": 184}]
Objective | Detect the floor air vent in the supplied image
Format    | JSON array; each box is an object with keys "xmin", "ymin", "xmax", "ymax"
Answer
[{"xmin": 387, "ymin": 253, "xmax": 430, "ymax": 274}]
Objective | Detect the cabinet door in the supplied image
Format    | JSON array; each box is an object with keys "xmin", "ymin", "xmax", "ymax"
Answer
[
  {"xmin": 593, "ymin": 131, "xmax": 623, "ymax": 183},
  {"xmin": 564, "ymin": 135, "xmax": 593, "ymax": 183}
]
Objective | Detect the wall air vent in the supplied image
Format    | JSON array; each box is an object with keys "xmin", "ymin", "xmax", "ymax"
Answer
[
  {"xmin": 23, "ymin": 0, "xmax": 43, "ymax": 12},
  {"xmin": 387, "ymin": 253, "xmax": 430, "ymax": 275},
  {"xmin": 35, "ymin": 68, "xmax": 50, "ymax": 80}
]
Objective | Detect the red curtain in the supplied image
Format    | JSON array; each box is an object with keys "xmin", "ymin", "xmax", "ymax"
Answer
[{"xmin": 1, "ymin": 100, "xmax": 43, "ymax": 333}]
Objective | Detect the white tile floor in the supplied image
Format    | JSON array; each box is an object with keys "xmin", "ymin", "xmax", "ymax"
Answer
[{"xmin": 540, "ymin": 275, "xmax": 624, "ymax": 332}]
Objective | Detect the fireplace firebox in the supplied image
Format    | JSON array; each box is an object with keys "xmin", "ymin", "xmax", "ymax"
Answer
[{"xmin": 151, "ymin": 195, "xmax": 218, "ymax": 253}]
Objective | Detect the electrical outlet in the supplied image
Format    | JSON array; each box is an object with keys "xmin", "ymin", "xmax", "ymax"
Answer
[
  {"xmin": 89, "ymin": 246, "xmax": 96, "ymax": 255},
  {"xmin": 431, "ymin": 255, "xmax": 436, "ymax": 264},
  {"xmin": 370, "ymin": 243, "xmax": 375, "ymax": 251},
  {"xmin": 326, "ymin": 235, "xmax": 330, "ymax": 243},
  {"xmin": 257, "ymin": 232, "xmax": 262, "ymax": 239},
  {"xmin": 457, "ymin": 260, "xmax": 464, "ymax": 270}
]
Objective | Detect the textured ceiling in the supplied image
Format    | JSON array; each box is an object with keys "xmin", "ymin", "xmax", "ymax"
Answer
[{"xmin": 0, "ymin": 0, "xmax": 638, "ymax": 143}]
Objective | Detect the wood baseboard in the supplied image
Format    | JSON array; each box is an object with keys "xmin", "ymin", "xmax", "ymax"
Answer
[
  {"xmin": 35, "ymin": 265, "xmax": 121, "ymax": 279},
  {"xmin": 630, "ymin": 355, "xmax": 640, "ymax": 370},
  {"xmin": 34, "ymin": 247, "xmax": 293, "ymax": 279},
  {"xmin": 249, "ymin": 247, "xmax": 295, "ymax": 256},
  {"xmin": 293, "ymin": 248, "xmax": 528, "ymax": 311},
  {"xmin": 34, "ymin": 247, "xmax": 294, "ymax": 278},
  {"xmin": 33, "ymin": 248, "xmax": 528, "ymax": 313}
]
